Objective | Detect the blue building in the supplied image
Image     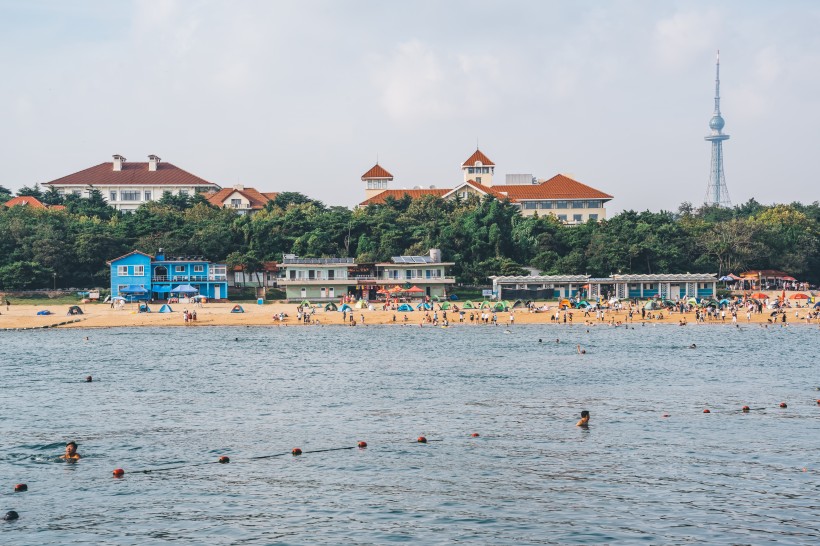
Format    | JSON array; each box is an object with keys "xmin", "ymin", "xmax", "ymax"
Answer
[{"xmin": 107, "ymin": 250, "xmax": 228, "ymax": 300}]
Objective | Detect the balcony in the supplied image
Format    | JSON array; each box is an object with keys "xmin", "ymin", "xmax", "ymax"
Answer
[
  {"xmin": 278, "ymin": 277, "xmax": 351, "ymax": 285},
  {"xmin": 152, "ymin": 275, "xmax": 227, "ymax": 283}
]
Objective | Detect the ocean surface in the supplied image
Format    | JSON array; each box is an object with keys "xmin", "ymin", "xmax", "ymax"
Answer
[{"xmin": 1, "ymin": 323, "xmax": 819, "ymax": 545}]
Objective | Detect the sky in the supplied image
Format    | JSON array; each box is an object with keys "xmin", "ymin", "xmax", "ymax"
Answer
[{"xmin": 2, "ymin": 0, "xmax": 819, "ymax": 213}]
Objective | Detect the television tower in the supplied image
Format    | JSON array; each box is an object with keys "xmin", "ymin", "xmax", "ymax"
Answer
[{"xmin": 704, "ymin": 50, "xmax": 731, "ymax": 207}]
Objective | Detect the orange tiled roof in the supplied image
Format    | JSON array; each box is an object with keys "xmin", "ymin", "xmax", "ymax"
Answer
[
  {"xmin": 500, "ymin": 174, "xmax": 613, "ymax": 200},
  {"xmin": 360, "ymin": 188, "xmax": 449, "ymax": 206},
  {"xmin": 3, "ymin": 196, "xmax": 48, "ymax": 208},
  {"xmin": 361, "ymin": 164, "xmax": 394, "ymax": 180},
  {"xmin": 206, "ymin": 187, "xmax": 278, "ymax": 210},
  {"xmin": 42, "ymin": 162, "xmax": 219, "ymax": 187},
  {"xmin": 461, "ymin": 149, "xmax": 495, "ymax": 167}
]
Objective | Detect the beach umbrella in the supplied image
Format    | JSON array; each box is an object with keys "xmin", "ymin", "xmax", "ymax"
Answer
[
  {"xmin": 405, "ymin": 286, "xmax": 424, "ymax": 293},
  {"xmin": 782, "ymin": 276, "xmax": 797, "ymax": 281},
  {"xmin": 790, "ymin": 293, "xmax": 809, "ymax": 299},
  {"xmin": 111, "ymin": 296, "xmax": 126, "ymax": 301},
  {"xmin": 751, "ymin": 292, "xmax": 768, "ymax": 299},
  {"xmin": 718, "ymin": 275, "xmax": 735, "ymax": 281}
]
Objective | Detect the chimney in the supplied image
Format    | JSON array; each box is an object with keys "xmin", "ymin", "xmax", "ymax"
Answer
[
  {"xmin": 112, "ymin": 154, "xmax": 126, "ymax": 171},
  {"xmin": 148, "ymin": 155, "xmax": 161, "ymax": 171},
  {"xmin": 233, "ymin": 184, "xmax": 244, "ymax": 191}
]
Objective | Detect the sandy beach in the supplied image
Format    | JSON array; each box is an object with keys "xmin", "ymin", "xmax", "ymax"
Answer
[{"xmin": 1, "ymin": 300, "xmax": 817, "ymax": 330}]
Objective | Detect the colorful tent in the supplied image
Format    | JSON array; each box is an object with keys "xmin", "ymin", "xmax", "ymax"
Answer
[
  {"xmin": 439, "ymin": 302, "xmax": 451, "ymax": 310},
  {"xmin": 231, "ymin": 305, "xmax": 245, "ymax": 313},
  {"xmin": 559, "ymin": 299, "xmax": 571, "ymax": 309},
  {"xmin": 138, "ymin": 304, "xmax": 151, "ymax": 313},
  {"xmin": 67, "ymin": 305, "xmax": 84, "ymax": 315},
  {"xmin": 354, "ymin": 300, "xmax": 368, "ymax": 309},
  {"xmin": 462, "ymin": 301, "xmax": 476, "ymax": 309},
  {"xmin": 416, "ymin": 302, "xmax": 432, "ymax": 310},
  {"xmin": 493, "ymin": 302, "xmax": 508, "ymax": 312},
  {"xmin": 325, "ymin": 302, "xmax": 338, "ymax": 311},
  {"xmin": 300, "ymin": 299, "xmax": 311, "ymax": 307},
  {"xmin": 479, "ymin": 301, "xmax": 493, "ymax": 309},
  {"xmin": 339, "ymin": 304, "xmax": 352, "ymax": 312},
  {"xmin": 512, "ymin": 299, "xmax": 525, "ymax": 308},
  {"xmin": 397, "ymin": 303, "xmax": 414, "ymax": 312},
  {"xmin": 158, "ymin": 304, "xmax": 173, "ymax": 313}
]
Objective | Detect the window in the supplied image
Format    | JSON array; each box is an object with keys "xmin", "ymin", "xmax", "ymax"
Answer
[
  {"xmin": 588, "ymin": 214, "xmax": 598, "ymax": 221},
  {"xmin": 573, "ymin": 214, "xmax": 583, "ymax": 223},
  {"xmin": 290, "ymin": 270, "xmax": 296, "ymax": 280},
  {"xmin": 144, "ymin": 191, "xmax": 152, "ymax": 201},
  {"xmin": 121, "ymin": 190, "xmax": 140, "ymax": 201},
  {"xmin": 117, "ymin": 284, "xmax": 128, "ymax": 294},
  {"xmin": 193, "ymin": 265, "xmax": 204, "ymax": 273},
  {"xmin": 308, "ymin": 270, "xmax": 315, "ymax": 280},
  {"xmin": 644, "ymin": 283, "xmax": 656, "ymax": 290},
  {"xmin": 572, "ymin": 201, "xmax": 585, "ymax": 209},
  {"xmin": 539, "ymin": 201, "xmax": 553, "ymax": 209},
  {"xmin": 133, "ymin": 265, "xmax": 145, "ymax": 276},
  {"xmin": 558, "ymin": 214, "xmax": 568, "ymax": 222},
  {"xmin": 179, "ymin": 189, "xmax": 189, "ymax": 196},
  {"xmin": 587, "ymin": 200, "xmax": 601, "ymax": 209},
  {"xmin": 524, "ymin": 202, "xmax": 537, "ymax": 209},
  {"xmin": 557, "ymin": 201, "xmax": 568, "ymax": 209},
  {"xmin": 175, "ymin": 265, "xmax": 185, "ymax": 273},
  {"xmin": 72, "ymin": 190, "xmax": 82, "ymax": 196},
  {"xmin": 328, "ymin": 270, "xmax": 335, "ymax": 280},
  {"xmin": 476, "ymin": 177, "xmax": 482, "ymax": 183},
  {"xmin": 117, "ymin": 265, "xmax": 128, "ymax": 276},
  {"xmin": 110, "ymin": 191, "xmax": 117, "ymax": 201}
]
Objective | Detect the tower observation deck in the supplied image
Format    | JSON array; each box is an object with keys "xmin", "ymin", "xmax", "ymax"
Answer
[{"xmin": 704, "ymin": 50, "xmax": 731, "ymax": 207}]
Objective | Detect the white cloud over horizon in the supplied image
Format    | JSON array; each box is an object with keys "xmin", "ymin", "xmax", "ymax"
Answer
[{"xmin": 1, "ymin": 0, "xmax": 818, "ymax": 213}]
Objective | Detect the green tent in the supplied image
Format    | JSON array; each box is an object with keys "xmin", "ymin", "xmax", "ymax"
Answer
[
  {"xmin": 462, "ymin": 301, "xmax": 476, "ymax": 309},
  {"xmin": 439, "ymin": 302, "xmax": 451, "ymax": 310},
  {"xmin": 324, "ymin": 302, "xmax": 338, "ymax": 311},
  {"xmin": 300, "ymin": 299, "xmax": 311, "ymax": 307},
  {"xmin": 493, "ymin": 302, "xmax": 508, "ymax": 312}
]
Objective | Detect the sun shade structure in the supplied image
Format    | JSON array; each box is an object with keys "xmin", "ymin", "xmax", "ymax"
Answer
[
  {"xmin": 171, "ymin": 285, "xmax": 198, "ymax": 294},
  {"xmin": 119, "ymin": 285, "xmax": 147, "ymax": 294}
]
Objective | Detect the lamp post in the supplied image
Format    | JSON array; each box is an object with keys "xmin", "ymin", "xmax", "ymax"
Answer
[{"xmin": 52, "ymin": 272, "xmax": 56, "ymax": 290}]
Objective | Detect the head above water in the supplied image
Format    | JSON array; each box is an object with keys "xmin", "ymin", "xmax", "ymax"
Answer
[{"xmin": 581, "ymin": 410, "xmax": 590, "ymax": 419}]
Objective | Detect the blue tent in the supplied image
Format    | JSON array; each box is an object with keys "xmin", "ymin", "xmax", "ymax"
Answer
[
  {"xmin": 339, "ymin": 304, "xmax": 352, "ymax": 312},
  {"xmin": 153, "ymin": 286, "xmax": 171, "ymax": 294},
  {"xmin": 397, "ymin": 303, "xmax": 414, "ymax": 312},
  {"xmin": 36, "ymin": 310, "xmax": 52, "ymax": 315},
  {"xmin": 231, "ymin": 304, "xmax": 245, "ymax": 313},
  {"xmin": 138, "ymin": 303, "xmax": 151, "ymax": 313},
  {"xmin": 171, "ymin": 284, "xmax": 198, "ymax": 294},
  {"xmin": 416, "ymin": 302, "xmax": 432, "ymax": 310},
  {"xmin": 120, "ymin": 285, "xmax": 147, "ymax": 294},
  {"xmin": 158, "ymin": 304, "xmax": 173, "ymax": 313}
]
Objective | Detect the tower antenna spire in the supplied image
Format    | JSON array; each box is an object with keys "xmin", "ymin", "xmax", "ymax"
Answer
[{"xmin": 704, "ymin": 50, "xmax": 731, "ymax": 207}]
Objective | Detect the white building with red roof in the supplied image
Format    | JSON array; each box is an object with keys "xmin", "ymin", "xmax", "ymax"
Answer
[
  {"xmin": 205, "ymin": 184, "xmax": 279, "ymax": 216},
  {"xmin": 359, "ymin": 149, "xmax": 613, "ymax": 223},
  {"xmin": 40, "ymin": 154, "xmax": 221, "ymax": 211}
]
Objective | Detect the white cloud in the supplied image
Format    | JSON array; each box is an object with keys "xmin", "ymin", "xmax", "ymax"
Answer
[{"xmin": 653, "ymin": 8, "xmax": 722, "ymax": 70}]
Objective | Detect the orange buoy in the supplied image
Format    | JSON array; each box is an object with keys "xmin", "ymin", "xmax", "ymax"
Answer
[
  {"xmin": 779, "ymin": 402, "xmax": 787, "ymax": 408},
  {"xmin": 703, "ymin": 409, "xmax": 710, "ymax": 413},
  {"xmin": 742, "ymin": 406, "xmax": 750, "ymax": 412},
  {"xmin": 112, "ymin": 468, "xmax": 125, "ymax": 478},
  {"xmin": 816, "ymin": 399, "xmax": 820, "ymax": 405},
  {"xmin": 470, "ymin": 432, "xmax": 480, "ymax": 438},
  {"xmin": 417, "ymin": 436, "xmax": 427, "ymax": 443},
  {"xmin": 14, "ymin": 483, "xmax": 27, "ymax": 492},
  {"xmin": 292, "ymin": 448, "xmax": 302, "ymax": 456},
  {"xmin": 218, "ymin": 456, "xmax": 230, "ymax": 464},
  {"xmin": 357, "ymin": 441, "xmax": 367, "ymax": 448}
]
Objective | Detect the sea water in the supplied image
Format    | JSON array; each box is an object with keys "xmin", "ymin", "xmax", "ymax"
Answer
[{"xmin": 1, "ymin": 323, "xmax": 819, "ymax": 545}]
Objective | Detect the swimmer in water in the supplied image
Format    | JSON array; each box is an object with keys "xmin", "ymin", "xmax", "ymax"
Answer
[
  {"xmin": 577, "ymin": 344, "xmax": 586, "ymax": 354},
  {"xmin": 61, "ymin": 441, "xmax": 81, "ymax": 460},
  {"xmin": 576, "ymin": 410, "xmax": 590, "ymax": 427},
  {"xmin": 689, "ymin": 343, "xmax": 697, "ymax": 349}
]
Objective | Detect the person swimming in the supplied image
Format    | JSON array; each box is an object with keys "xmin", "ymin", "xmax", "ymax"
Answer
[
  {"xmin": 689, "ymin": 343, "xmax": 697, "ymax": 349},
  {"xmin": 576, "ymin": 410, "xmax": 590, "ymax": 427},
  {"xmin": 61, "ymin": 441, "xmax": 81, "ymax": 461},
  {"xmin": 577, "ymin": 344, "xmax": 586, "ymax": 354}
]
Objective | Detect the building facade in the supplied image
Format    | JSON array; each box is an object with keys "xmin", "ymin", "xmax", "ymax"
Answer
[
  {"xmin": 41, "ymin": 154, "xmax": 220, "ymax": 211},
  {"xmin": 491, "ymin": 273, "xmax": 718, "ymax": 301},
  {"xmin": 278, "ymin": 250, "xmax": 456, "ymax": 302},
  {"xmin": 107, "ymin": 250, "xmax": 228, "ymax": 300},
  {"xmin": 359, "ymin": 148, "xmax": 612, "ymax": 224}
]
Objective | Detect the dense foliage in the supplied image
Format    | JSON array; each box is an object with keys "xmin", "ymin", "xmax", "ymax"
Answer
[{"xmin": 1, "ymin": 184, "xmax": 818, "ymax": 289}]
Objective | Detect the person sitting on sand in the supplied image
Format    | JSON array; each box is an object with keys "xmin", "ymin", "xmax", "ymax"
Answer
[
  {"xmin": 61, "ymin": 441, "xmax": 81, "ymax": 460},
  {"xmin": 576, "ymin": 410, "xmax": 590, "ymax": 427}
]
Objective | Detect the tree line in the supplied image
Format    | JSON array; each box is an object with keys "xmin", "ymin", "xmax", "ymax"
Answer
[{"xmin": 1, "ymin": 184, "xmax": 818, "ymax": 290}]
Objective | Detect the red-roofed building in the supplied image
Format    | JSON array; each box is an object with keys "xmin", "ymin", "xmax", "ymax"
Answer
[
  {"xmin": 40, "ymin": 154, "xmax": 221, "ymax": 211},
  {"xmin": 359, "ymin": 148, "xmax": 613, "ymax": 223},
  {"xmin": 3, "ymin": 195, "xmax": 66, "ymax": 211},
  {"xmin": 206, "ymin": 185, "xmax": 279, "ymax": 215}
]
